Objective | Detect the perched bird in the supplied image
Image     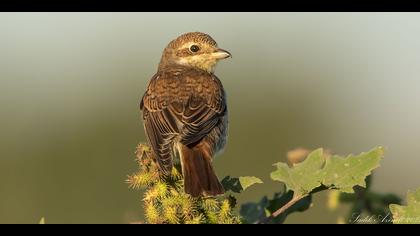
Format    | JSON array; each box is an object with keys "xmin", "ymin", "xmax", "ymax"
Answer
[{"xmin": 140, "ymin": 32, "xmax": 231, "ymax": 197}]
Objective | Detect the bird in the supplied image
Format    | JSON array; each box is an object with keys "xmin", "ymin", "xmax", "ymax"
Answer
[{"xmin": 140, "ymin": 32, "xmax": 231, "ymax": 197}]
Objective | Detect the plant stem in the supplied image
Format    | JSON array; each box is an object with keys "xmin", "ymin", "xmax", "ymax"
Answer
[{"xmin": 258, "ymin": 194, "xmax": 307, "ymax": 224}]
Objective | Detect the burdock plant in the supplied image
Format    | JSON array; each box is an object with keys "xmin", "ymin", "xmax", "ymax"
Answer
[{"xmin": 127, "ymin": 143, "xmax": 241, "ymax": 224}]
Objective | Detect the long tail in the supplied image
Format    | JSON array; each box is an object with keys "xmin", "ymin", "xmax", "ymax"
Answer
[{"xmin": 178, "ymin": 143, "xmax": 224, "ymax": 197}]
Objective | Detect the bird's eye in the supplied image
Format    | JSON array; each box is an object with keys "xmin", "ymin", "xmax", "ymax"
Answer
[{"xmin": 189, "ymin": 45, "xmax": 200, "ymax": 53}]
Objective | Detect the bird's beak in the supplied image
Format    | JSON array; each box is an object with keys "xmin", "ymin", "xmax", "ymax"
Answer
[{"xmin": 212, "ymin": 48, "xmax": 232, "ymax": 60}]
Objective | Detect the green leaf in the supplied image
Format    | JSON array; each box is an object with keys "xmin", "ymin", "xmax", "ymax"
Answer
[
  {"xmin": 240, "ymin": 196, "xmax": 270, "ymax": 224},
  {"xmin": 239, "ymin": 176, "xmax": 263, "ymax": 191},
  {"xmin": 322, "ymin": 147, "xmax": 383, "ymax": 193},
  {"xmin": 222, "ymin": 176, "xmax": 263, "ymax": 193},
  {"xmin": 390, "ymin": 188, "xmax": 420, "ymax": 224},
  {"xmin": 271, "ymin": 148, "xmax": 325, "ymax": 196},
  {"xmin": 270, "ymin": 147, "xmax": 384, "ymax": 196},
  {"xmin": 221, "ymin": 176, "xmax": 242, "ymax": 193}
]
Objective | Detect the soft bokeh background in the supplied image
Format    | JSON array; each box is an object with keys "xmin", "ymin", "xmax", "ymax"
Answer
[{"xmin": 1, "ymin": 12, "xmax": 420, "ymax": 224}]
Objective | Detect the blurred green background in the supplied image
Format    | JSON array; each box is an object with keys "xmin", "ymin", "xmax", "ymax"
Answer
[{"xmin": 1, "ymin": 13, "xmax": 420, "ymax": 224}]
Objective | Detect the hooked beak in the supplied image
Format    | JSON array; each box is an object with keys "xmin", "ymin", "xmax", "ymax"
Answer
[{"xmin": 212, "ymin": 48, "xmax": 232, "ymax": 60}]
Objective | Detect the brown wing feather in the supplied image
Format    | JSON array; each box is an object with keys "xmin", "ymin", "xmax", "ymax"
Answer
[{"xmin": 141, "ymin": 67, "xmax": 227, "ymax": 173}]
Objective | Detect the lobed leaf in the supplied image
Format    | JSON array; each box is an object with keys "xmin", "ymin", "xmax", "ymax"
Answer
[
  {"xmin": 270, "ymin": 147, "xmax": 384, "ymax": 196},
  {"xmin": 390, "ymin": 188, "xmax": 420, "ymax": 224}
]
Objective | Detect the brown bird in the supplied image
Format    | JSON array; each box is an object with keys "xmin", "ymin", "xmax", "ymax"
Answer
[{"xmin": 140, "ymin": 32, "xmax": 231, "ymax": 197}]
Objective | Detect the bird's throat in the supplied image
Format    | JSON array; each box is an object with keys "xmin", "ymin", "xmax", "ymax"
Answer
[{"xmin": 177, "ymin": 56, "xmax": 217, "ymax": 73}]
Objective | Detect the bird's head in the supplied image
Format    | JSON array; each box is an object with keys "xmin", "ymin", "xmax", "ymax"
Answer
[{"xmin": 159, "ymin": 32, "xmax": 231, "ymax": 73}]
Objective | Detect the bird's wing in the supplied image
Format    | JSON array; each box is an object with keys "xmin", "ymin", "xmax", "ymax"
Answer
[
  {"xmin": 179, "ymin": 87, "xmax": 226, "ymax": 147},
  {"xmin": 141, "ymin": 73, "xmax": 180, "ymax": 173},
  {"xmin": 141, "ymin": 69, "xmax": 226, "ymax": 172}
]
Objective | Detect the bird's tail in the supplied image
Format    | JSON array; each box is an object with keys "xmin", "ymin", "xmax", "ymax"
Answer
[{"xmin": 178, "ymin": 143, "xmax": 224, "ymax": 197}]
